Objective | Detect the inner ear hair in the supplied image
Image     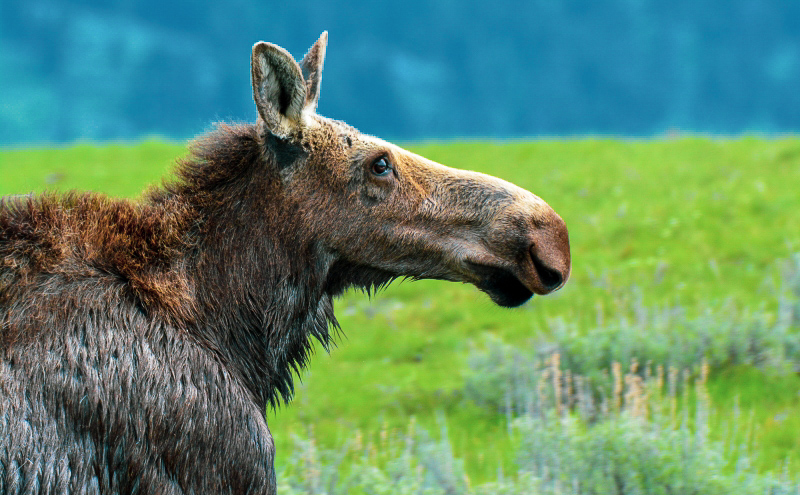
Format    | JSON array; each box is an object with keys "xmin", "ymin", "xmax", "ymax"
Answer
[{"xmin": 251, "ymin": 42, "xmax": 307, "ymax": 138}]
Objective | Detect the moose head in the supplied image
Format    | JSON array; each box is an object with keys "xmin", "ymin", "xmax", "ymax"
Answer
[{"xmin": 245, "ymin": 32, "xmax": 571, "ymax": 309}]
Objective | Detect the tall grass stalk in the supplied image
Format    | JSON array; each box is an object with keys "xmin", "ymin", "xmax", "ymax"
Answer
[{"xmin": 279, "ymin": 352, "xmax": 800, "ymax": 494}]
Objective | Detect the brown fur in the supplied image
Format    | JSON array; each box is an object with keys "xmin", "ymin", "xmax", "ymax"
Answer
[
  {"xmin": 0, "ymin": 33, "xmax": 569, "ymax": 493},
  {"xmin": 0, "ymin": 193, "xmax": 194, "ymax": 335}
]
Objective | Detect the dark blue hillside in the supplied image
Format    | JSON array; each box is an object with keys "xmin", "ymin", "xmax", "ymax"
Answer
[{"xmin": 1, "ymin": 0, "xmax": 799, "ymax": 145}]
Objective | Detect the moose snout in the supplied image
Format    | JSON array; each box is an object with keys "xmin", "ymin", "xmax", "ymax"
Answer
[{"xmin": 527, "ymin": 212, "xmax": 571, "ymax": 294}]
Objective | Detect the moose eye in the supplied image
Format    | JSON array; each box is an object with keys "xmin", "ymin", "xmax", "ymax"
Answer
[{"xmin": 371, "ymin": 156, "xmax": 392, "ymax": 177}]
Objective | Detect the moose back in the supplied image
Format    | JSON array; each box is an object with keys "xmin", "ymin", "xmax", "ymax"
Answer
[{"xmin": 0, "ymin": 33, "xmax": 570, "ymax": 494}]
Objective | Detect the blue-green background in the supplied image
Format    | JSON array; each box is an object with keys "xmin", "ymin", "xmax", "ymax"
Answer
[{"xmin": 2, "ymin": 0, "xmax": 800, "ymax": 146}]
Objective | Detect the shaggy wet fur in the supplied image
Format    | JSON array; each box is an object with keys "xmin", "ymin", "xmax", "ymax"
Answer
[{"xmin": 0, "ymin": 124, "xmax": 354, "ymax": 493}]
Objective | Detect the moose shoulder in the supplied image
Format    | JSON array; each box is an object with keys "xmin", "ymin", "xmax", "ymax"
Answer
[{"xmin": 0, "ymin": 33, "xmax": 570, "ymax": 494}]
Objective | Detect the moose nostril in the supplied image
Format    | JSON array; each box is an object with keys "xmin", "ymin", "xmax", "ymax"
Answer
[{"xmin": 530, "ymin": 248, "xmax": 564, "ymax": 291}]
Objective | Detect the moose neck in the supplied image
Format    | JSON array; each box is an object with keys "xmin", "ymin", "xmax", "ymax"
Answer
[
  {"xmin": 157, "ymin": 124, "xmax": 339, "ymax": 409},
  {"xmin": 190, "ymin": 221, "xmax": 337, "ymax": 409}
]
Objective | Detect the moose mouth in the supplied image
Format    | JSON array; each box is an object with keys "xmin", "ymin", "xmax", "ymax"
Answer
[{"xmin": 463, "ymin": 261, "xmax": 534, "ymax": 308}]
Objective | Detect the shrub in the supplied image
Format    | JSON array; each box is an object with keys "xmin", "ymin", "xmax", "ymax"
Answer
[
  {"xmin": 465, "ymin": 255, "xmax": 800, "ymax": 415},
  {"xmin": 276, "ymin": 256, "xmax": 800, "ymax": 494}
]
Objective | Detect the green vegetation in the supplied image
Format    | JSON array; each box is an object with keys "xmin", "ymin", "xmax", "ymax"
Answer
[{"xmin": 2, "ymin": 136, "xmax": 800, "ymax": 492}]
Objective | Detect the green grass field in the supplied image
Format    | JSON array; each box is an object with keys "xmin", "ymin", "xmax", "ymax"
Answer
[{"xmin": 2, "ymin": 136, "xmax": 800, "ymax": 487}]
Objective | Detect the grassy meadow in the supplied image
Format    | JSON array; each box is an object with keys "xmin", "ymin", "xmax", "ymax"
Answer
[{"xmin": 2, "ymin": 135, "xmax": 800, "ymax": 492}]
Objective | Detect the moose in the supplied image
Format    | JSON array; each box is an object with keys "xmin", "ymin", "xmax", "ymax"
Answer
[{"xmin": 0, "ymin": 33, "xmax": 570, "ymax": 493}]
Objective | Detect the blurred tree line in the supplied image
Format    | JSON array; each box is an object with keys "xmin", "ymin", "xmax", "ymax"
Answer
[{"xmin": 1, "ymin": 0, "xmax": 799, "ymax": 145}]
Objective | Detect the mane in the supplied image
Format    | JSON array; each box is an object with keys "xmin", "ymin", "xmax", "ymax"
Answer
[{"xmin": 151, "ymin": 123, "xmax": 264, "ymax": 206}]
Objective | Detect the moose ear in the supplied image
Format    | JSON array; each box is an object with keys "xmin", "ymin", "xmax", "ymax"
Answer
[
  {"xmin": 251, "ymin": 41, "xmax": 308, "ymax": 138},
  {"xmin": 300, "ymin": 31, "xmax": 328, "ymax": 112}
]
